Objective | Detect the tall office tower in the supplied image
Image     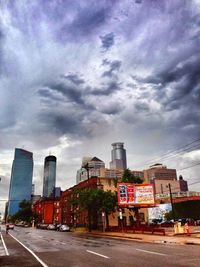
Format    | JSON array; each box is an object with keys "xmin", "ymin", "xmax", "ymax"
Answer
[
  {"xmin": 42, "ymin": 155, "xmax": 56, "ymax": 197},
  {"xmin": 8, "ymin": 148, "xmax": 33, "ymax": 216},
  {"xmin": 109, "ymin": 142, "xmax": 127, "ymax": 170}
]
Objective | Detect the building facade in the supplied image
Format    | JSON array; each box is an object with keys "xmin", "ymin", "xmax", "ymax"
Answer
[
  {"xmin": 33, "ymin": 197, "xmax": 61, "ymax": 225},
  {"xmin": 110, "ymin": 142, "xmax": 127, "ymax": 170},
  {"xmin": 34, "ymin": 176, "xmax": 148, "ymax": 228},
  {"xmin": 76, "ymin": 157, "xmax": 105, "ymax": 184},
  {"xmin": 144, "ymin": 163, "xmax": 177, "ymax": 183},
  {"xmin": 8, "ymin": 148, "xmax": 33, "ymax": 216},
  {"xmin": 43, "ymin": 155, "xmax": 57, "ymax": 197}
]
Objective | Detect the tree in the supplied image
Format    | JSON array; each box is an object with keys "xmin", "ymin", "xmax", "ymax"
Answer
[
  {"xmin": 11, "ymin": 200, "xmax": 37, "ymax": 224},
  {"xmin": 101, "ymin": 191, "xmax": 117, "ymax": 229},
  {"xmin": 165, "ymin": 200, "xmax": 200, "ymax": 220},
  {"xmin": 71, "ymin": 188, "xmax": 117, "ymax": 231},
  {"xmin": 121, "ymin": 169, "xmax": 143, "ymax": 184}
]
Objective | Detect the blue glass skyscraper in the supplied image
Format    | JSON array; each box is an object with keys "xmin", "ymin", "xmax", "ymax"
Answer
[
  {"xmin": 42, "ymin": 155, "xmax": 56, "ymax": 197},
  {"xmin": 8, "ymin": 148, "xmax": 33, "ymax": 216}
]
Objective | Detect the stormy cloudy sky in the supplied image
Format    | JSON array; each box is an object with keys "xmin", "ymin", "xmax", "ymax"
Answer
[{"xmin": 1, "ymin": 0, "xmax": 200, "ymax": 214}]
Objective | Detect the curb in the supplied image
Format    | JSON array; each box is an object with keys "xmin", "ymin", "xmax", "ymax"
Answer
[{"xmin": 86, "ymin": 232, "xmax": 200, "ymax": 246}]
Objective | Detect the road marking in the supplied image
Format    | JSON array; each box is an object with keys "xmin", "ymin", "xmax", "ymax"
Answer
[
  {"xmin": 86, "ymin": 250, "xmax": 109, "ymax": 259},
  {"xmin": 9, "ymin": 233, "xmax": 49, "ymax": 267},
  {"xmin": 136, "ymin": 248, "xmax": 166, "ymax": 256},
  {"xmin": 0, "ymin": 233, "xmax": 9, "ymax": 256}
]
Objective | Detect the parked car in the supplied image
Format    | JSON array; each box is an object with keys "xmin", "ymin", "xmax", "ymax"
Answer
[
  {"xmin": 160, "ymin": 220, "xmax": 174, "ymax": 227},
  {"xmin": 59, "ymin": 224, "xmax": 70, "ymax": 232},
  {"xmin": 8, "ymin": 224, "xmax": 15, "ymax": 230},
  {"xmin": 195, "ymin": 219, "xmax": 200, "ymax": 226},
  {"xmin": 36, "ymin": 223, "xmax": 49, "ymax": 229},
  {"xmin": 151, "ymin": 219, "xmax": 162, "ymax": 225},
  {"xmin": 177, "ymin": 218, "xmax": 196, "ymax": 226},
  {"xmin": 47, "ymin": 224, "xmax": 56, "ymax": 230}
]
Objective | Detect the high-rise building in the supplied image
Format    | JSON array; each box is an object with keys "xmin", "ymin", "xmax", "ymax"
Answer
[
  {"xmin": 76, "ymin": 157, "xmax": 105, "ymax": 184},
  {"xmin": 8, "ymin": 148, "xmax": 33, "ymax": 216},
  {"xmin": 42, "ymin": 155, "xmax": 56, "ymax": 197},
  {"xmin": 109, "ymin": 142, "xmax": 127, "ymax": 170}
]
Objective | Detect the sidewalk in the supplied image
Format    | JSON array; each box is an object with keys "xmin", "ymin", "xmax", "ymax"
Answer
[{"xmin": 86, "ymin": 227, "xmax": 200, "ymax": 246}]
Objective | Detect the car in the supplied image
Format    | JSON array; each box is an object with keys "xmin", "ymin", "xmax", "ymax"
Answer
[
  {"xmin": 47, "ymin": 224, "xmax": 56, "ymax": 230},
  {"xmin": 195, "ymin": 219, "xmax": 200, "ymax": 226},
  {"xmin": 59, "ymin": 224, "xmax": 70, "ymax": 232},
  {"xmin": 177, "ymin": 218, "xmax": 196, "ymax": 226},
  {"xmin": 36, "ymin": 223, "xmax": 49, "ymax": 229},
  {"xmin": 8, "ymin": 224, "xmax": 14, "ymax": 230},
  {"xmin": 160, "ymin": 220, "xmax": 174, "ymax": 227},
  {"xmin": 151, "ymin": 219, "xmax": 162, "ymax": 225}
]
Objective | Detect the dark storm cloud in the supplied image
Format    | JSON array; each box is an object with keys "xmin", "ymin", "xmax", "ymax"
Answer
[
  {"xmin": 99, "ymin": 103, "xmax": 123, "ymax": 115},
  {"xmin": 134, "ymin": 102, "xmax": 150, "ymax": 113},
  {"xmin": 37, "ymin": 88, "xmax": 63, "ymax": 102},
  {"xmin": 46, "ymin": 81, "xmax": 85, "ymax": 105},
  {"xmin": 100, "ymin": 32, "xmax": 115, "ymax": 50},
  {"xmin": 63, "ymin": 74, "xmax": 85, "ymax": 85},
  {"xmin": 38, "ymin": 111, "xmax": 92, "ymax": 138},
  {"xmin": 142, "ymin": 53, "xmax": 200, "ymax": 112},
  {"xmin": 102, "ymin": 59, "xmax": 121, "ymax": 78},
  {"xmin": 91, "ymin": 81, "xmax": 121, "ymax": 96},
  {"xmin": 59, "ymin": 1, "xmax": 116, "ymax": 41}
]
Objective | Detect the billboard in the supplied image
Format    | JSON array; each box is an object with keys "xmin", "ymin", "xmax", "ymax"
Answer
[{"xmin": 118, "ymin": 183, "xmax": 155, "ymax": 207}]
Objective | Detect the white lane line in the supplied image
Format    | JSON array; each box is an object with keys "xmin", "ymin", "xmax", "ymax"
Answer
[
  {"xmin": 136, "ymin": 248, "xmax": 166, "ymax": 256},
  {"xmin": 86, "ymin": 250, "xmax": 109, "ymax": 259},
  {"xmin": 0, "ymin": 233, "xmax": 9, "ymax": 256},
  {"xmin": 9, "ymin": 233, "xmax": 48, "ymax": 267}
]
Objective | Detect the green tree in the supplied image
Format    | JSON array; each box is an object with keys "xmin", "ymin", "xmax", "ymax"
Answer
[
  {"xmin": 71, "ymin": 188, "xmax": 117, "ymax": 232},
  {"xmin": 121, "ymin": 169, "xmax": 143, "ymax": 184},
  {"xmin": 165, "ymin": 200, "xmax": 200, "ymax": 220},
  {"xmin": 101, "ymin": 190, "xmax": 117, "ymax": 229},
  {"xmin": 11, "ymin": 200, "xmax": 37, "ymax": 224}
]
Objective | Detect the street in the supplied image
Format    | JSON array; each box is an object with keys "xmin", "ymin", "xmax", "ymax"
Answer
[{"xmin": 0, "ymin": 227, "xmax": 200, "ymax": 267}]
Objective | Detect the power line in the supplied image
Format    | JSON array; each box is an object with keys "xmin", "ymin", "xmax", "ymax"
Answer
[
  {"xmin": 178, "ymin": 162, "xmax": 200, "ymax": 171},
  {"xmin": 156, "ymin": 179, "xmax": 200, "ymax": 195},
  {"xmin": 155, "ymin": 143, "xmax": 200, "ymax": 163},
  {"xmin": 140, "ymin": 137, "xmax": 200, "ymax": 166}
]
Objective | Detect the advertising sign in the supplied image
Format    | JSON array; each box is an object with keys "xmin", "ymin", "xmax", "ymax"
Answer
[{"xmin": 118, "ymin": 183, "xmax": 155, "ymax": 207}]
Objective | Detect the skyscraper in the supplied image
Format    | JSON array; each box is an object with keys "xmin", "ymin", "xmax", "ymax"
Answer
[
  {"xmin": 110, "ymin": 142, "xmax": 127, "ymax": 170},
  {"xmin": 8, "ymin": 148, "xmax": 33, "ymax": 216},
  {"xmin": 42, "ymin": 155, "xmax": 56, "ymax": 197}
]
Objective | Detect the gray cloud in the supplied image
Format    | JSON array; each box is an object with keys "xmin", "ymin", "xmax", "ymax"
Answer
[
  {"xmin": 102, "ymin": 59, "xmax": 121, "ymax": 78},
  {"xmin": 100, "ymin": 32, "xmax": 115, "ymax": 50},
  {"xmin": 63, "ymin": 74, "xmax": 85, "ymax": 85},
  {"xmin": 46, "ymin": 81, "xmax": 85, "ymax": 105},
  {"xmin": 91, "ymin": 81, "xmax": 121, "ymax": 96}
]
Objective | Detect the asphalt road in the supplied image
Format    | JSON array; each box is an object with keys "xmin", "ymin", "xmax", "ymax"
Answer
[{"xmin": 1, "ymin": 227, "xmax": 200, "ymax": 267}]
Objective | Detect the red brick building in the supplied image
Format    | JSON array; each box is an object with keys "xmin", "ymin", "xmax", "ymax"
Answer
[{"xmin": 33, "ymin": 197, "xmax": 61, "ymax": 224}]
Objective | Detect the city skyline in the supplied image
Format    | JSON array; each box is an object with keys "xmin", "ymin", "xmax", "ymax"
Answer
[{"xmin": 1, "ymin": 0, "xmax": 200, "ymax": 215}]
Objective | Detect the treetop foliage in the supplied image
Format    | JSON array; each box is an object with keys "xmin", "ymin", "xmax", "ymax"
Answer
[{"xmin": 121, "ymin": 169, "xmax": 143, "ymax": 184}]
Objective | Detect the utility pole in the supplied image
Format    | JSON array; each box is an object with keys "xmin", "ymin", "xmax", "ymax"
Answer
[{"xmin": 168, "ymin": 183, "xmax": 176, "ymax": 221}]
